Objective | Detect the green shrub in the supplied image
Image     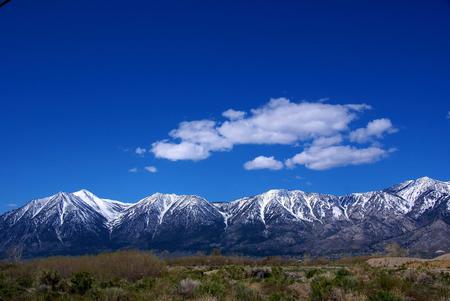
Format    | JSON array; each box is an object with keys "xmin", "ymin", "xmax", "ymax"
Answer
[
  {"xmin": 182, "ymin": 269, "xmax": 204, "ymax": 280},
  {"xmin": 71, "ymin": 271, "xmax": 94, "ymax": 294},
  {"xmin": 333, "ymin": 275, "xmax": 358, "ymax": 292},
  {"xmin": 133, "ymin": 277, "xmax": 156, "ymax": 291},
  {"xmin": 305, "ymin": 268, "xmax": 320, "ymax": 279},
  {"xmin": 265, "ymin": 266, "xmax": 290, "ymax": 289},
  {"xmin": 224, "ymin": 265, "xmax": 246, "ymax": 280},
  {"xmin": 198, "ymin": 275, "xmax": 226, "ymax": 298},
  {"xmin": 99, "ymin": 278, "xmax": 122, "ymax": 289},
  {"xmin": 100, "ymin": 287, "xmax": 129, "ymax": 301},
  {"xmin": 335, "ymin": 268, "xmax": 351, "ymax": 277},
  {"xmin": 271, "ymin": 267, "xmax": 283, "ymax": 278},
  {"xmin": 439, "ymin": 271, "xmax": 450, "ymax": 285},
  {"xmin": 367, "ymin": 291, "xmax": 402, "ymax": 301},
  {"xmin": 268, "ymin": 291, "xmax": 296, "ymax": 301},
  {"xmin": 310, "ymin": 276, "xmax": 333, "ymax": 301},
  {"xmin": 374, "ymin": 271, "xmax": 397, "ymax": 291},
  {"xmin": 234, "ymin": 282, "xmax": 261, "ymax": 301},
  {"xmin": 16, "ymin": 274, "xmax": 34, "ymax": 288},
  {"xmin": 0, "ymin": 273, "xmax": 19, "ymax": 298},
  {"xmin": 333, "ymin": 268, "xmax": 358, "ymax": 292},
  {"xmin": 39, "ymin": 269, "xmax": 61, "ymax": 291}
]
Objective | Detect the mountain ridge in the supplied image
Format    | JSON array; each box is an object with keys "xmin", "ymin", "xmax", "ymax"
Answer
[{"xmin": 1, "ymin": 176, "xmax": 449, "ymax": 258}]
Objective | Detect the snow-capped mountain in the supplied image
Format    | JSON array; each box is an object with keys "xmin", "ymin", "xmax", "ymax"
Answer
[
  {"xmin": 112, "ymin": 193, "xmax": 225, "ymax": 250},
  {"xmin": 0, "ymin": 191, "xmax": 112, "ymax": 256},
  {"xmin": 0, "ymin": 177, "xmax": 449, "ymax": 258},
  {"xmin": 386, "ymin": 177, "xmax": 450, "ymax": 218},
  {"xmin": 73, "ymin": 189, "xmax": 131, "ymax": 225}
]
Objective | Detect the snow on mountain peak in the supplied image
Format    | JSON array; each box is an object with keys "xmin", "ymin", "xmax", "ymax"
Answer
[
  {"xmin": 3, "ymin": 176, "xmax": 449, "ymax": 233},
  {"xmin": 72, "ymin": 189, "xmax": 129, "ymax": 222},
  {"xmin": 138, "ymin": 193, "xmax": 206, "ymax": 206},
  {"xmin": 262, "ymin": 189, "xmax": 288, "ymax": 195},
  {"xmin": 389, "ymin": 177, "xmax": 449, "ymax": 199}
]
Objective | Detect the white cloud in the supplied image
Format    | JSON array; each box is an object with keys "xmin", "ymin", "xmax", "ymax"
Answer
[
  {"xmin": 169, "ymin": 120, "xmax": 232, "ymax": 151},
  {"xmin": 311, "ymin": 135, "xmax": 343, "ymax": 147},
  {"xmin": 286, "ymin": 145, "xmax": 390, "ymax": 170},
  {"xmin": 7, "ymin": 203, "xmax": 18, "ymax": 208},
  {"xmin": 150, "ymin": 97, "xmax": 396, "ymax": 170},
  {"xmin": 151, "ymin": 98, "xmax": 372, "ymax": 161},
  {"xmin": 218, "ymin": 99, "xmax": 369, "ymax": 145},
  {"xmin": 128, "ymin": 167, "xmax": 138, "ymax": 173},
  {"xmin": 349, "ymin": 118, "xmax": 397, "ymax": 143},
  {"xmin": 244, "ymin": 156, "xmax": 284, "ymax": 170},
  {"xmin": 152, "ymin": 141, "xmax": 210, "ymax": 161},
  {"xmin": 145, "ymin": 166, "xmax": 158, "ymax": 173},
  {"xmin": 135, "ymin": 147, "xmax": 147, "ymax": 156},
  {"xmin": 222, "ymin": 109, "xmax": 246, "ymax": 120},
  {"xmin": 447, "ymin": 111, "xmax": 450, "ymax": 119}
]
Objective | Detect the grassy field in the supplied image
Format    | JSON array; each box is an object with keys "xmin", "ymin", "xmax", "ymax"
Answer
[{"xmin": 0, "ymin": 250, "xmax": 449, "ymax": 300}]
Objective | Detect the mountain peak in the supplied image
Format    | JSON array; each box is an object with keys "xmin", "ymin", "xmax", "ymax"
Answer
[
  {"xmin": 72, "ymin": 190, "xmax": 129, "ymax": 222},
  {"xmin": 406, "ymin": 176, "xmax": 449, "ymax": 188},
  {"xmin": 1, "ymin": 177, "xmax": 450, "ymax": 258},
  {"xmin": 147, "ymin": 192, "xmax": 205, "ymax": 201},
  {"xmin": 387, "ymin": 176, "xmax": 450, "ymax": 202},
  {"xmin": 73, "ymin": 189, "xmax": 95, "ymax": 197},
  {"xmin": 55, "ymin": 191, "xmax": 71, "ymax": 198},
  {"xmin": 415, "ymin": 176, "xmax": 438, "ymax": 183},
  {"xmin": 261, "ymin": 189, "xmax": 288, "ymax": 196},
  {"xmin": 259, "ymin": 188, "xmax": 308, "ymax": 198}
]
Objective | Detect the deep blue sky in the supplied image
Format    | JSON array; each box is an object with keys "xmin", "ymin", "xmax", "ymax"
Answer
[{"xmin": 1, "ymin": 0, "xmax": 449, "ymax": 210}]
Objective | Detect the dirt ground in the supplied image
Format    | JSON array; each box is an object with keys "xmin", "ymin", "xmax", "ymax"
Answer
[{"xmin": 367, "ymin": 253, "xmax": 450, "ymax": 269}]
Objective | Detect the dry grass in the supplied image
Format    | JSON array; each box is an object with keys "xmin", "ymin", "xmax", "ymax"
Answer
[
  {"xmin": 287, "ymin": 282, "xmax": 310, "ymax": 299},
  {"xmin": 0, "ymin": 251, "xmax": 448, "ymax": 301},
  {"xmin": 7, "ymin": 250, "xmax": 166, "ymax": 281},
  {"xmin": 367, "ymin": 253, "xmax": 450, "ymax": 269},
  {"xmin": 164, "ymin": 254, "xmax": 297, "ymax": 267},
  {"xmin": 367, "ymin": 257, "xmax": 426, "ymax": 268},
  {"xmin": 165, "ymin": 255, "xmax": 256, "ymax": 266}
]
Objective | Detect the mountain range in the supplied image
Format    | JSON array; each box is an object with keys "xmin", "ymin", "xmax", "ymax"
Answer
[{"xmin": 1, "ymin": 177, "xmax": 449, "ymax": 258}]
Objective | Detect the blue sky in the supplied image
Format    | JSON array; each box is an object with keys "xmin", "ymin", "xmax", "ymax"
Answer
[{"xmin": 1, "ymin": 0, "xmax": 449, "ymax": 210}]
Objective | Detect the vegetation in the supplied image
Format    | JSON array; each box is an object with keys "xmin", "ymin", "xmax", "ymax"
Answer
[{"xmin": 0, "ymin": 250, "xmax": 448, "ymax": 300}]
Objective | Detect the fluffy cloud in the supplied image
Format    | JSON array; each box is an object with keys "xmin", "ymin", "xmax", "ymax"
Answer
[
  {"xmin": 349, "ymin": 118, "xmax": 397, "ymax": 143},
  {"xmin": 222, "ymin": 109, "xmax": 246, "ymax": 120},
  {"xmin": 285, "ymin": 145, "xmax": 390, "ymax": 170},
  {"xmin": 311, "ymin": 135, "xmax": 343, "ymax": 147},
  {"xmin": 244, "ymin": 156, "xmax": 284, "ymax": 170},
  {"xmin": 144, "ymin": 166, "xmax": 158, "ymax": 173},
  {"xmin": 151, "ymin": 98, "xmax": 372, "ymax": 161},
  {"xmin": 169, "ymin": 120, "xmax": 232, "ymax": 151},
  {"xmin": 447, "ymin": 111, "xmax": 450, "ymax": 119},
  {"xmin": 135, "ymin": 147, "xmax": 146, "ymax": 156},
  {"xmin": 150, "ymin": 97, "xmax": 396, "ymax": 170},
  {"xmin": 152, "ymin": 141, "xmax": 210, "ymax": 161},
  {"xmin": 218, "ymin": 99, "xmax": 370, "ymax": 145},
  {"xmin": 128, "ymin": 167, "xmax": 138, "ymax": 173}
]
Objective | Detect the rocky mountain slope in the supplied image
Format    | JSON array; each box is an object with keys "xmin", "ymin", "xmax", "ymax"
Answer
[{"xmin": 0, "ymin": 177, "xmax": 449, "ymax": 258}]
